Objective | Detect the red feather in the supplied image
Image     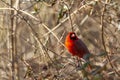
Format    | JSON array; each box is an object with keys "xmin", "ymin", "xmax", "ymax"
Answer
[
  {"xmin": 65, "ymin": 32, "xmax": 92, "ymax": 70},
  {"xmin": 65, "ymin": 32, "xmax": 90, "ymax": 59}
]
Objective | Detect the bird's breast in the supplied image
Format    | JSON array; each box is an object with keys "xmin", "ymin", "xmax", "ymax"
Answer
[{"xmin": 65, "ymin": 41, "xmax": 78, "ymax": 55}]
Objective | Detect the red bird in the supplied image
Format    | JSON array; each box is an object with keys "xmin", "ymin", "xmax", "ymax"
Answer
[
  {"xmin": 65, "ymin": 32, "xmax": 90, "ymax": 60},
  {"xmin": 65, "ymin": 32, "xmax": 92, "ymax": 70}
]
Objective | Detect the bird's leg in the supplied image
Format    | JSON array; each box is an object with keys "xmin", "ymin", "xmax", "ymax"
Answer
[
  {"xmin": 76, "ymin": 58, "xmax": 90, "ymax": 80},
  {"xmin": 76, "ymin": 57, "xmax": 83, "ymax": 70}
]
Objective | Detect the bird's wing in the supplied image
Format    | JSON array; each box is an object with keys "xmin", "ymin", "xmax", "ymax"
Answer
[{"xmin": 74, "ymin": 39, "xmax": 90, "ymax": 60}]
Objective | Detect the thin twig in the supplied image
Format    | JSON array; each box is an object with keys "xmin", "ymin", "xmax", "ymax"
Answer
[
  {"xmin": 1, "ymin": 0, "xmax": 60, "ymax": 79},
  {"xmin": 21, "ymin": 58, "xmax": 37, "ymax": 80},
  {"xmin": 100, "ymin": 0, "xmax": 120, "ymax": 76},
  {"xmin": 0, "ymin": 1, "xmax": 39, "ymax": 21},
  {"xmin": 20, "ymin": 16, "xmax": 60, "ymax": 79},
  {"xmin": 9, "ymin": 0, "xmax": 16, "ymax": 80},
  {"xmin": 62, "ymin": 0, "xmax": 73, "ymax": 31},
  {"xmin": 43, "ymin": 3, "xmax": 89, "ymax": 36}
]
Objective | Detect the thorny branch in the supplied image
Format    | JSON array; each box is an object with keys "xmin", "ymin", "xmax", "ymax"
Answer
[
  {"xmin": 100, "ymin": 0, "xmax": 120, "ymax": 76},
  {"xmin": 1, "ymin": 0, "xmax": 60, "ymax": 79}
]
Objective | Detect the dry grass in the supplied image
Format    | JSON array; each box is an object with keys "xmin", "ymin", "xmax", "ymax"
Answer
[{"xmin": 0, "ymin": 0, "xmax": 120, "ymax": 80}]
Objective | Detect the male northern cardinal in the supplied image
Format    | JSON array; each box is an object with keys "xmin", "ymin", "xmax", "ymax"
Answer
[
  {"xmin": 65, "ymin": 32, "xmax": 91, "ymax": 69},
  {"xmin": 65, "ymin": 32, "xmax": 90, "ymax": 58}
]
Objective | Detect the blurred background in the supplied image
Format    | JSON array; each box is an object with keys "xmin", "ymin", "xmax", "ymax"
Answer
[{"xmin": 0, "ymin": 0, "xmax": 120, "ymax": 80}]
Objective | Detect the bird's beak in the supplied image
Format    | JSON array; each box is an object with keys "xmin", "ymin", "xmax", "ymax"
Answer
[{"xmin": 71, "ymin": 33, "xmax": 76, "ymax": 37}]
